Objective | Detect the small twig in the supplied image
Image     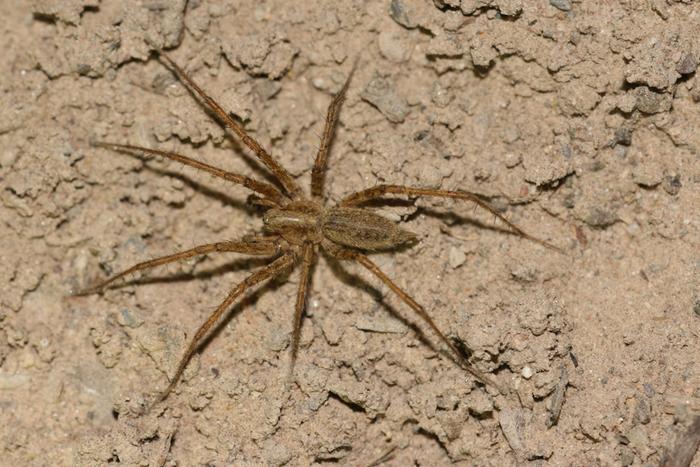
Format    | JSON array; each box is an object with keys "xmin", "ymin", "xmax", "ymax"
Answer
[{"xmin": 546, "ymin": 364, "xmax": 569, "ymax": 428}]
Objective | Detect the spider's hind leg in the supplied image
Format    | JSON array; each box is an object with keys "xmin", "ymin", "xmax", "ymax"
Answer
[
  {"xmin": 339, "ymin": 184, "xmax": 563, "ymax": 252},
  {"xmin": 157, "ymin": 253, "xmax": 295, "ymax": 403},
  {"xmin": 323, "ymin": 241, "xmax": 505, "ymax": 394}
]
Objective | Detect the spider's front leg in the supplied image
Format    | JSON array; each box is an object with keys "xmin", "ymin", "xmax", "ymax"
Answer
[{"xmin": 75, "ymin": 237, "xmax": 282, "ymax": 296}]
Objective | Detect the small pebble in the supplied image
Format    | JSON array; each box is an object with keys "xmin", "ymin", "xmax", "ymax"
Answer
[
  {"xmin": 378, "ymin": 30, "xmax": 410, "ymax": 63},
  {"xmin": 467, "ymin": 391, "xmax": 494, "ymax": 417},
  {"xmin": 550, "ymin": 0, "xmax": 571, "ymax": 11},
  {"xmin": 0, "ymin": 149, "xmax": 18, "ymax": 168},
  {"xmin": 389, "ymin": 0, "xmax": 417, "ymax": 29},
  {"xmin": 634, "ymin": 86, "xmax": 672, "ymax": 114},
  {"xmin": 448, "ymin": 246, "xmax": 467, "ymax": 269},
  {"xmin": 503, "ymin": 152, "xmax": 522, "ymax": 168},
  {"xmin": 522, "ymin": 366, "xmax": 534, "ymax": 379},
  {"xmin": 613, "ymin": 127, "xmax": 632, "ymax": 146},
  {"xmin": 361, "ymin": 76, "xmax": 410, "ymax": 123},
  {"xmin": 662, "ymin": 174, "xmax": 682, "ymax": 196},
  {"xmin": 676, "ymin": 53, "xmax": 698, "ymax": 75}
]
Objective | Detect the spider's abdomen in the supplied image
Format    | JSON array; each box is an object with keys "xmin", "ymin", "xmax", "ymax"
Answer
[{"xmin": 322, "ymin": 207, "xmax": 417, "ymax": 251}]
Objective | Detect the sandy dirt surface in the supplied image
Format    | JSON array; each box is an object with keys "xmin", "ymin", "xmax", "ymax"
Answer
[{"xmin": 1, "ymin": 0, "xmax": 699, "ymax": 465}]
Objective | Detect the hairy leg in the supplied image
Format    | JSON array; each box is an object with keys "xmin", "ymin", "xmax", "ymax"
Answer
[
  {"xmin": 159, "ymin": 54, "xmax": 301, "ymax": 197},
  {"xmin": 160, "ymin": 253, "xmax": 295, "ymax": 401},
  {"xmin": 289, "ymin": 242, "xmax": 315, "ymax": 376},
  {"xmin": 92, "ymin": 142, "xmax": 285, "ymax": 205},
  {"xmin": 340, "ymin": 184, "xmax": 561, "ymax": 251},
  {"xmin": 324, "ymin": 241, "xmax": 503, "ymax": 393},
  {"xmin": 310, "ymin": 69, "xmax": 353, "ymax": 199},
  {"xmin": 77, "ymin": 238, "xmax": 282, "ymax": 296}
]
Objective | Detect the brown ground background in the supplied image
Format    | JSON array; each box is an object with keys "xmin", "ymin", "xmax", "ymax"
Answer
[{"xmin": 1, "ymin": 0, "xmax": 699, "ymax": 465}]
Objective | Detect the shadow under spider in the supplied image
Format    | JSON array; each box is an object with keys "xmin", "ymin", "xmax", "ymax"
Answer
[
  {"xmin": 104, "ymin": 257, "xmax": 273, "ymax": 291},
  {"xmin": 418, "ymin": 207, "xmax": 526, "ymax": 238},
  {"xmin": 361, "ymin": 199, "xmax": 531, "ymax": 239},
  {"xmin": 137, "ymin": 160, "xmax": 255, "ymax": 215},
  {"xmin": 78, "ymin": 52, "xmax": 563, "ymax": 406},
  {"xmin": 193, "ymin": 266, "xmax": 293, "ymax": 368}
]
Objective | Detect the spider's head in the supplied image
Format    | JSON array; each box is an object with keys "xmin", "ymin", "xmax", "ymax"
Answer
[{"xmin": 262, "ymin": 200, "xmax": 324, "ymax": 245}]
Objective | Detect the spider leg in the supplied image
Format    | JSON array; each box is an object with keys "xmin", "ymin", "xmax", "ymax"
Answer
[
  {"xmin": 323, "ymin": 241, "xmax": 504, "ymax": 393},
  {"xmin": 288, "ymin": 241, "xmax": 315, "ymax": 377},
  {"xmin": 92, "ymin": 142, "xmax": 286, "ymax": 205},
  {"xmin": 159, "ymin": 54, "xmax": 302, "ymax": 198},
  {"xmin": 310, "ymin": 67, "xmax": 354, "ymax": 199},
  {"xmin": 340, "ymin": 184, "xmax": 562, "ymax": 252},
  {"xmin": 159, "ymin": 253, "xmax": 295, "ymax": 401},
  {"xmin": 76, "ymin": 238, "xmax": 282, "ymax": 296}
]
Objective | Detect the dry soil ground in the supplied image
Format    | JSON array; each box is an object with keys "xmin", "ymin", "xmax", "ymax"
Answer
[{"xmin": 1, "ymin": 0, "xmax": 699, "ymax": 466}]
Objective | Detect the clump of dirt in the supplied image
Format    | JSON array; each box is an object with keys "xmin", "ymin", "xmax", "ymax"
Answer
[{"xmin": 1, "ymin": 0, "xmax": 698, "ymax": 465}]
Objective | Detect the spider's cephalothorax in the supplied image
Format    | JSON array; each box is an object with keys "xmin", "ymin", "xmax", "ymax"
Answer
[{"xmin": 82, "ymin": 53, "xmax": 559, "ymax": 402}]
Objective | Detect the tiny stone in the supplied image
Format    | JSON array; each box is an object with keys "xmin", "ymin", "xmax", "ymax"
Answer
[
  {"xmin": 633, "ymin": 397, "xmax": 651, "ymax": 425},
  {"xmin": 503, "ymin": 152, "xmax": 523, "ymax": 169},
  {"xmin": 448, "ymin": 246, "xmax": 467, "ymax": 269},
  {"xmin": 496, "ymin": 0, "xmax": 523, "ymax": 16},
  {"xmin": 378, "ymin": 30, "xmax": 410, "ymax": 63},
  {"xmin": 466, "ymin": 391, "xmax": 494, "ymax": 417},
  {"xmin": 0, "ymin": 373, "xmax": 29, "ymax": 390},
  {"xmin": 558, "ymin": 82, "xmax": 600, "ymax": 116},
  {"xmin": 634, "ymin": 86, "xmax": 672, "ymax": 114},
  {"xmin": 503, "ymin": 152, "xmax": 522, "ymax": 168},
  {"xmin": 361, "ymin": 75, "xmax": 410, "ymax": 123},
  {"xmin": 616, "ymin": 93, "xmax": 637, "ymax": 113},
  {"xmin": 619, "ymin": 446, "xmax": 635, "ymax": 466},
  {"xmin": 650, "ymin": 0, "xmax": 669, "ymax": 19},
  {"xmin": 613, "ymin": 127, "xmax": 632, "ymax": 146},
  {"xmin": 585, "ymin": 208, "xmax": 618, "ymax": 228},
  {"xmin": 662, "ymin": 174, "xmax": 682, "ymax": 196},
  {"xmin": 390, "ymin": 0, "xmax": 417, "ymax": 29},
  {"xmin": 676, "ymin": 53, "xmax": 698, "ymax": 75},
  {"xmin": 579, "ymin": 415, "xmax": 602, "ymax": 441},
  {"xmin": 550, "ymin": 0, "xmax": 571, "ymax": 12},
  {"xmin": 431, "ymin": 82, "xmax": 452, "ymax": 108},
  {"xmin": 522, "ymin": 366, "xmax": 534, "ymax": 379},
  {"xmin": 632, "ymin": 161, "xmax": 663, "ymax": 188},
  {"xmin": 117, "ymin": 308, "xmax": 143, "ymax": 329},
  {"xmin": 643, "ymin": 383, "xmax": 655, "ymax": 397},
  {"xmin": 502, "ymin": 127, "xmax": 520, "ymax": 144},
  {"xmin": 0, "ymin": 149, "xmax": 18, "ymax": 168}
]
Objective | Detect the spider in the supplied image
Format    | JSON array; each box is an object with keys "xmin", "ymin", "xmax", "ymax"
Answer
[{"xmin": 81, "ymin": 53, "xmax": 558, "ymax": 402}]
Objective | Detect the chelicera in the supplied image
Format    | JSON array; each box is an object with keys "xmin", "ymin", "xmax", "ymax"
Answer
[{"xmin": 81, "ymin": 53, "xmax": 558, "ymax": 402}]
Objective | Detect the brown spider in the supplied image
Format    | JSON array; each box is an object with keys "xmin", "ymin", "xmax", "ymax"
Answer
[{"xmin": 81, "ymin": 54, "xmax": 558, "ymax": 402}]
